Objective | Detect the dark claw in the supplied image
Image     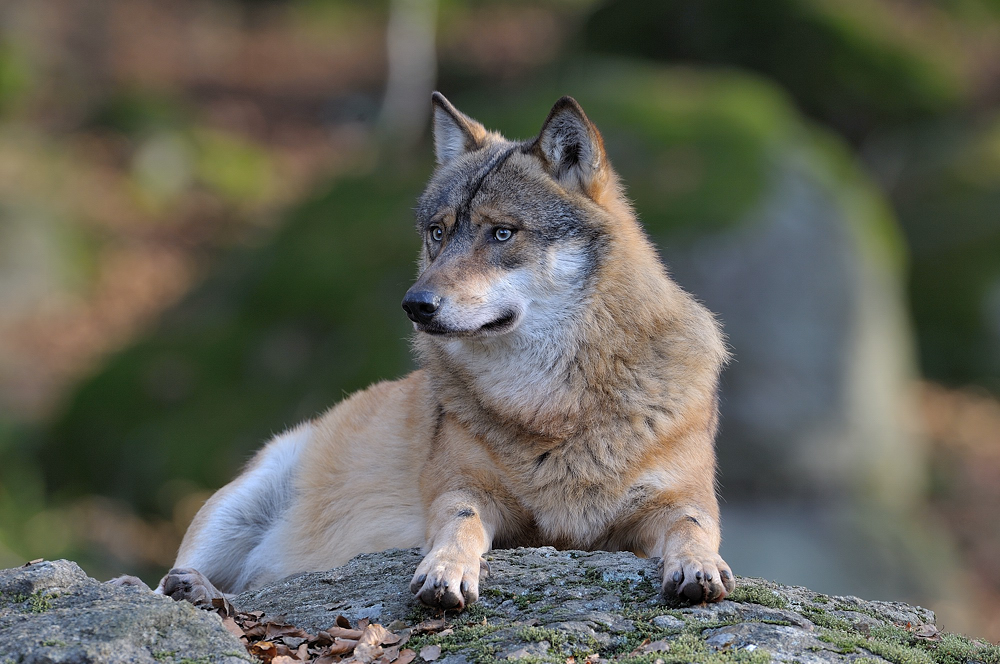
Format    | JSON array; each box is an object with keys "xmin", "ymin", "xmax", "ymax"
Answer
[
  {"xmin": 672, "ymin": 571, "xmax": 682, "ymax": 582},
  {"xmin": 409, "ymin": 574, "xmax": 427, "ymax": 593},
  {"xmin": 695, "ymin": 571, "xmax": 703, "ymax": 581}
]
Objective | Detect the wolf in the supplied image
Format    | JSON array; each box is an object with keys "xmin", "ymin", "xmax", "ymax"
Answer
[{"xmin": 149, "ymin": 93, "xmax": 734, "ymax": 610}]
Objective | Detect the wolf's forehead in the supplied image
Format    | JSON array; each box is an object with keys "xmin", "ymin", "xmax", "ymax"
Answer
[{"xmin": 420, "ymin": 143, "xmax": 524, "ymax": 214}]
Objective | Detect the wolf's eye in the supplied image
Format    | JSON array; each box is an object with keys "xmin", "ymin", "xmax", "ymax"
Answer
[
  {"xmin": 494, "ymin": 228, "xmax": 513, "ymax": 242},
  {"xmin": 429, "ymin": 225, "xmax": 444, "ymax": 242}
]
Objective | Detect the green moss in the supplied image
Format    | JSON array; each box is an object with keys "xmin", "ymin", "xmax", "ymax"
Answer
[
  {"xmin": 817, "ymin": 632, "xmax": 860, "ymax": 654},
  {"xmin": 406, "ymin": 622, "xmax": 504, "ymax": 662},
  {"xmin": 806, "ymin": 622, "xmax": 1000, "ymax": 664},
  {"xmin": 726, "ymin": 585, "xmax": 787, "ymax": 609},
  {"xmin": 40, "ymin": 639, "xmax": 66, "ymax": 647},
  {"xmin": 519, "ymin": 626, "xmax": 568, "ymax": 649},
  {"xmin": 799, "ymin": 606, "xmax": 853, "ymax": 631},
  {"xmin": 614, "ymin": 632, "xmax": 771, "ymax": 664},
  {"xmin": 27, "ymin": 590, "xmax": 56, "ymax": 613}
]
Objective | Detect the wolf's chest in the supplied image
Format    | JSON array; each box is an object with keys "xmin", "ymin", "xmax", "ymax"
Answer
[{"xmin": 514, "ymin": 443, "xmax": 647, "ymax": 548}]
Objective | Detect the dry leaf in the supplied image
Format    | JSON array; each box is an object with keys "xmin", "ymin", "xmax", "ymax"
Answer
[
  {"xmin": 222, "ymin": 616, "xmax": 245, "ymax": 640},
  {"xmin": 271, "ymin": 657, "xmax": 298, "ymax": 664},
  {"xmin": 359, "ymin": 624, "xmax": 391, "ymax": 647},
  {"xmin": 211, "ymin": 596, "xmax": 237, "ymax": 617},
  {"xmin": 315, "ymin": 655, "xmax": 342, "ymax": 664},
  {"xmin": 355, "ymin": 642, "xmax": 384, "ymax": 664},
  {"xmin": 412, "ymin": 619, "xmax": 448, "ymax": 634},
  {"xmin": 326, "ymin": 638, "xmax": 360, "ymax": 655},
  {"xmin": 641, "ymin": 640, "xmax": 671, "ymax": 653},
  {"xmin": 396, "ymin": 648, "xmax": 417, "ymax": 664},
  {"xmin": 337, "ymin": 615, "xmax": 353, "ymax": 629},
  {"xmin": 358, "ymin": 618, "xmax": 371, "ymax": 631},
  {"xmin": 326, "ymin": 626, "xmax": 365, "ymax": 640},
  {"xmin": 913, "ymin": 624, "xmax": 942, "ymax": 641},
  {"xmin": 419, "ymin": 645, "xmax": 441, "ymax": 662},
  {"xmin": 266, "ymin": 621, "xmax": 311, "ymax": 641},
  {"xmin": 250, "ymin": 641, "xmax": 278, "ymax": 663}
]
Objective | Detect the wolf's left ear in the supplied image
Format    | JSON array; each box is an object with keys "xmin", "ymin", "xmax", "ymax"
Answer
[
  {"xmin": 432, "ymin": 92, "xmax": 487, "ymax": 166},
  {"xmin": 534, "ymin": 96, "xmax": 609, "ymax": 197}
]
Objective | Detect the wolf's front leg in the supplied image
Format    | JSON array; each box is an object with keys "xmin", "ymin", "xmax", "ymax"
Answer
[
  {"xmin": 411, "ymin": 490, "xmax": 494, "ymax": 610},
  {"xmin": 638, "ymin": 496, "xmax": 735, "ymax": 604}
]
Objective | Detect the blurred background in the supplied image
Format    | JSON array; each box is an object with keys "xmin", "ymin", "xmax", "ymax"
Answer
[{"xmin": 0, "ymin": 0, "xmax": 998, "ymax": 642}]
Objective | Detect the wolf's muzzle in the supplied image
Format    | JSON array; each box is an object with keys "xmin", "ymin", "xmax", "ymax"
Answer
[{"xmin": 402, "ymin": 290, "xmax": 441, "ymax": 325}]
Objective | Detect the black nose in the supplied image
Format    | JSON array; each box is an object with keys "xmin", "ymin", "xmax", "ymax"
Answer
[{"xmin": 401, "ymin": 290, "xmax": 441, "ymax": 325}]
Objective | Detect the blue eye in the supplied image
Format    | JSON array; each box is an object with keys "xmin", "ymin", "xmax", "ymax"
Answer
[
  {"xmin": 430, "ymin": 226, "xmax": 444, "ymax": 242},
  {"xmin": 494, "ymin": 228, "xmax": 513, "ymax": 242}
]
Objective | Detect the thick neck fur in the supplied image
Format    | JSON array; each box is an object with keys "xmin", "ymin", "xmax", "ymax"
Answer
[{"xmin": 415, "ymin": 197, "xmax": 727, "ymax": 453}]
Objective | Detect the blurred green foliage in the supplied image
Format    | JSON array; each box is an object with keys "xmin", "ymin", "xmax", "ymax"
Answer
[
  {"xmin": 0, "ymin": 41, "xmax": 30, "ymax": 116},
  {"xmin": 44, "ymin": 171, "xmax": 426, "ymax": 513},
  {"xmin": 583, "ymin": 0, "xmax": 964, "ymax": 138},
  {"xmin": 898, "ymin": 119, "xmax": 1000, "ymax": 391}
]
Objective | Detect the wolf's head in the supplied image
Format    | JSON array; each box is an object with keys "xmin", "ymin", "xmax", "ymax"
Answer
[{"xmin": 403, "ymin": 93, "xmax": 638, "ymax": 343}]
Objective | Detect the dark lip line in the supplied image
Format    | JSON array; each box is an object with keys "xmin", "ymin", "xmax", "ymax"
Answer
[{"xmin": 417, "ymin": 310, "xmax": 519, "ymax": 337}]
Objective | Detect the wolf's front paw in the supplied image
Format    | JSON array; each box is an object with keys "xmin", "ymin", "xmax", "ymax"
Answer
[
  {"xmin": 410, "ymin": 552, "xmax": 487, "ymax": 610},
  {"xmin": 157, "ymin": 567, "xmax": 226, "ymax": 606},
  {"xmin": 661, "ymin": 554, "xmax": 734, "ymax": 604}
]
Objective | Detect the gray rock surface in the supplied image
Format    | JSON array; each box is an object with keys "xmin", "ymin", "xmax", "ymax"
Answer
[
  {"xmin": 0, "ymin": 559, "xmax": 249, "ymax": 664},
  {"xmin": 4, "ymin": 549, "xmax": 998, "ymax": 664}
]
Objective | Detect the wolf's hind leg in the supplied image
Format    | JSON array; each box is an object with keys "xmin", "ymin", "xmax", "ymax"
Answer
[{"xmin": 169, "ymin": 423, "xmax": 311, "ymax": 599}]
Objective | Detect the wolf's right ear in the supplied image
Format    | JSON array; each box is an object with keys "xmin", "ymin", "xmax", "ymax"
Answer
[
  {"xmin": 533, "ymin": 96, "xmax": 610, "ymax": 198},
  {"xmin": 431, "ymin": 92, "xmax": 487, "ymax": 166}
]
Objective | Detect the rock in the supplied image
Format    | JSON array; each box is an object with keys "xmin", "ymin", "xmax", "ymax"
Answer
[
  {"xmin": 4, "ymin": 549, "xmax": 999, "ymax": 664},
  {"xmin": 0, "ymin": 559, "xmax": 248, "ymax": 663}
]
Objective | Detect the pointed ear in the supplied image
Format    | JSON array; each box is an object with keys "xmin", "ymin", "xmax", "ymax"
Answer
[
  {"xmin": 431, "ymin": 92, "xmax": 487, "ymax": 166},
  {"xmin": 534, "ymin": 96, "xmax": 610, "ymax": 196}
]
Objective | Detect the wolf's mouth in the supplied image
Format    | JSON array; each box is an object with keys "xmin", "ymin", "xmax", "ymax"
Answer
[
  {"xmin": 478, "ymin": 310, "xmax": 518, "ymax": 333},
  {"xmin": 418, "ymin": 310, "xmax": 519, "ymax": 337}
]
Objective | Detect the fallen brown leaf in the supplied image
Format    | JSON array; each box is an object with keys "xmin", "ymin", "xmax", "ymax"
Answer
[
  {"xmin": 337, "ymin": 615, "xmax": 353, "ymax": 629},
  {"xmin": 419, "ymin": 645, "xmax": 441, "ymax": 662},
  {"xmin": 250, "ymin": 641, "xmax": 278, "ymax": 663},
  {"xmin": 265, "ymin": 621, "xmax": 311, "ymax": 640},
  {"xmin": 326, "ymin": 626, "xmax": 365, "ymax": 640},
  {"xmin": 412, "ymin": 619, "xmax": 448, "ymax": 634},
  {"xmin": 354, "ymin": 642, "xmax": 384, "ymax": 663},
  {"xmin": 641, "ymin": 640, "xmax": 671, "ymax": 653},
  {"xmin": 358, "ymin": 624, "xmax": 391, "ymax": 647},
  {"xmin": 395, "ymin": 648, "xmax": 417, "ymax": 664},
  {"xmin": 325, "ymin": 637, "xmax": 360, "ymax": 655},
  {"xmin": 222, "ymin": 616, "xmax": 245, "ymax": 640}
]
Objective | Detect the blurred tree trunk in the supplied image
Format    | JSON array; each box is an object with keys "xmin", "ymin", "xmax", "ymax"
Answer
[{"xmin": 379, "ymin": 0, "xmax": 437, "ymax": 151}]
